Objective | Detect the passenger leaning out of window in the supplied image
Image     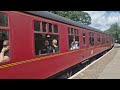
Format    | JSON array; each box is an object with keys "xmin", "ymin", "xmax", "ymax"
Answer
[
  {"xmin": 52, "ymin": 39, "xmax": 59, "ymax": 53},
  {"xmin": 0, "ymin": 40, "xmax": 10, "ymax": 63},
  {"xmin": 40, "ymin": 40, "xmax": 53, "ymax": 54}
]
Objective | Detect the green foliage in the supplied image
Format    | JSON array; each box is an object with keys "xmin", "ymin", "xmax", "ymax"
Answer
[
  {"xmin": 49, "ymin": 11, "xmax": 91, "ymax": 25},
  {"xmin": 104, "ymin": 23, "xmax": 120, "ymax": 41}
]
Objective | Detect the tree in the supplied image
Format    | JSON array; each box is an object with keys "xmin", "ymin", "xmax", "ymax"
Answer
[
  {"xmin": 104, "ymin": 23, "xmax": 120, "ymax": 42},
  {"xmin": 49, "ymin": 11, "xmax": 91, "ymax": 25}
]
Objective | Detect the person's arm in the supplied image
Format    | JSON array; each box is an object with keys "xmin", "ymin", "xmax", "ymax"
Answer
[{"xmin": 0, "ymin": 47, "xmax": 9, "ymax": 63}]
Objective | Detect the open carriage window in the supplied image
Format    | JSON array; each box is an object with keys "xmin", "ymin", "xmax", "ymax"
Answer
[
  {"xmin": 68, "ymin": 35, "xmax": 79, "ymax": 50},
  {"xmin": 34, "ymin": 34, "xmax": 59, "ymax": 55},
  {"xmin": 0, "ymin": 30, "xmax": 10, "ymax": 63},
  {"xmin": 0, "ymin": 12, "xmax": 10, "ymax": 63}
]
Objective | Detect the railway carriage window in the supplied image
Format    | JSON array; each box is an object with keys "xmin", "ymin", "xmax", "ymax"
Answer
[
  {"xmin": 76, "ymin": 29, "xmax": 79, "ymax": 34},
  {"xmin": 0, "ymin": 13, "xmax": 8, "ymax": 27},
  {"xmin": 68, "ymin": 27, "xmax": 71, "ymax": 34},
  {"xmin": 102, "ymin": 35, "xmax": 105, "ymax": 44},
  {"xmin": 104, "ymin": 36, "xmax": 106, "ymax": 44},
  {"xmin": 111, "ymin": 36, "xmax": 114, "ymax": 43},
  {"xmin": 54, "ymin": 25, "xmax": 58, "ymax": 33},
  {"xmin": 68, "ymin": 35, "xmax": 79, "ymax": 50},
  {"xmin": 49, "ymin": 23, "xmax": 52, "ymax": 33},
  {"xmin": 74, "ymin": 29, "xmax": 76, "ymax": 34},
  {"xmin": 34, "ymin": 33, "xmax": 59, "ymax": 55},
  {"xmin": 71, "ymin": 28, "xmax": 73, "ymax": 34},
  {"xmin": 68, "ymin": 27, "xmax": 80, "ymax": 50},
  {"xmin": 97, "ymin": 34, "xmax": 100, "ymax": 45},
  {"xmin": 0, "ymin": 30, "xmax": 10, "ymax": 63},
  {"xmin": 34, "ymin": 20, "xmax": 40, "ymax": 31},
  {"xmin": 83, "ymin": 33, "xmax": 86, "ymax": 45},
  {"xmin": 106, "ymin": 36, "xmax": 109, "ymax": 43},
  {"xmin": 106, "ymin": 36, "xmax": 107, "ymax": 43},
  {"xmin": 102, "ymin": 35, "xmax": 103, "ymax": 44},
  {"xmin": 89, "ymin": 32, "xmax": 94, "ymax": 46},
  {"xmin": 42, "ymin": 22, "xmax": 47, "ymax": 32}
]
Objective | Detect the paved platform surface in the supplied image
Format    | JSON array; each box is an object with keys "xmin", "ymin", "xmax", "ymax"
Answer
[
  {"xmin": 98, "ymin": 44, "xmax": 120, "ymax": 79},
  {"xmin": 69, "ymin": 43, "xmax": 120, "ymax": 79}
]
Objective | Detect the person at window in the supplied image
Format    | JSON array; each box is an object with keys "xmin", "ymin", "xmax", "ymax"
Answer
[
  {"xmin": 0, "ymin": 40, "xmax": 10, "ymax": 63},
  {"xmin": 70, "ymin": 36, "xmax": 79, "ymax": 50},
  {"xmin": 0, "ymin": 32, "xmax": 7, "ymax": 52},
  {"xmin": 52, "ymin": 39, "xmax": 59, "ymax": 53},
  {"xmin": 74, "ymin": 41, "xmax": 79, "ymax": 49},
  {"xmin": 40, "ymin": 40, "xmax": 53, "ymax": 54},
  {"xmin": 70, "ymin": 36, "xmax": 76, "ymax": 50}
]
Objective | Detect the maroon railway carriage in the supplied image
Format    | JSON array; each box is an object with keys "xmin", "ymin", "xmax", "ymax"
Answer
[{"xmin": 0, "ymin": 11, "xmax": 114, "ymax": 79}]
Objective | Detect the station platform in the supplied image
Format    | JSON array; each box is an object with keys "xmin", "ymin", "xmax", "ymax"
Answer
[
  {"xmin": 69, "ymin": 43, "xmax": 120, "ymax": 79},
  {"xmin": 98, "ymin": 44, "xmax": 120, "ymax": 79}
]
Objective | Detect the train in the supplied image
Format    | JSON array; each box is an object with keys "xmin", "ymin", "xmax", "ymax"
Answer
[{"xmin": 0, "ymin": 11, "xmax": 114, "ymax": 79}]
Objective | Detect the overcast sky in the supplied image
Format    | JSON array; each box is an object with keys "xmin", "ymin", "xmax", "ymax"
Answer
[{"xmin": 84, "ymin": 11, "xmax": 120, "ymax": 31}]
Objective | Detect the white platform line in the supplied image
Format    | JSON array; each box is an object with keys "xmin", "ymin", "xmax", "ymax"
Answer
[{"xmin": 68, "ymin": 47, "xmax": 114, "ymax": 79}]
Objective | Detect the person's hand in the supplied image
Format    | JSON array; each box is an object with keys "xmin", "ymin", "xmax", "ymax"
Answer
[{"xmin": 1, "ymin": 46, "xmax": 9, "ymax": 53}]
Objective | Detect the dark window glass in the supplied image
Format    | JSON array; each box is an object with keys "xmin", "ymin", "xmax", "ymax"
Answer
[
  {"xmin": 102, "ymin": 35, "xmax": 105, "ymax": 44},
  {"xmin": 49, "ymin": 23, "xmax": 52, "ymax": 33},
  {"xmin": 74, "ymin": 29, "xmax": 76, "ymax": 34},
  {"xmin": 54, "ymin": 25, "xmax": 58, "ymax": 33},
  {"xmin": 68, "ymin": 27, "xmax": 71, "ymax": 34},
  {"xmin": 89, "ymin": 32, "xmax": 94, "ymax": 46},
  {"xmin": 83, "ymin": 33, "xmax": 86, "ymax": 45},
  {"xmin": 34, "ymin": 20, "xmax": 40, "ymax": 31},
  {"xmin": 42, "ymin": 22, "xmax": 47, "ymax": 32},
  {"xmin": 97, "ymin": 34, "xmax": 100, "ymax": 45},
  {"xmin": 76, "ymin": 29, "xmax": 79, "ymax": 34},
  {"xmin": 71, "ymin": 28, "xmax": 73, "ymax": 34},
  {"xmin": 0, "ymin": 13, "xmax": 8, "ymax": 27},
  {"xmin": 106, "ymin": 36, "xmax": 109, "ymax": 43}
]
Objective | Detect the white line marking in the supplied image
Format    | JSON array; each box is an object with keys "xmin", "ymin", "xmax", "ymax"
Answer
[{"xmin": 68, "ymin": 47, "xmax": 114, "ymax": 79}]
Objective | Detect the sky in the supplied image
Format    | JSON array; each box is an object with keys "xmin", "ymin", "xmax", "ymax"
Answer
[{"xmin": 84, "ymin": 11, "xmax": 120, "ymax": 31}]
